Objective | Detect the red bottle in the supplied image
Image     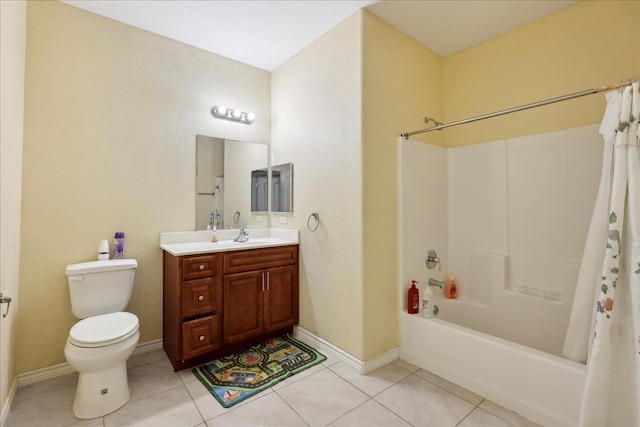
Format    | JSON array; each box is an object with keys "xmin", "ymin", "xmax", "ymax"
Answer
[{"xmin": 408, "ymin": 280, "xmax": 420, "ymax": 314}]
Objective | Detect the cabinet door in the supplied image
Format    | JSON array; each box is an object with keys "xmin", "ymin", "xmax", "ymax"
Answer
[
  {"xmin": 264, "ymin": 265, "xmax": 299, "ymax": 333},
  {"xmin": 223, "ymin": 270, "xmax": 264, "ymax": 344}
]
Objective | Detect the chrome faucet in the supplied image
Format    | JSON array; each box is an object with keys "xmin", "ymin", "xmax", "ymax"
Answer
[
  {"xmin": 428, "ymin": 278, "xmax": 444, "ymax": 289},
  {"xmin": 234, "ymin": 227, "xmax": 249, "ymax": 242}
]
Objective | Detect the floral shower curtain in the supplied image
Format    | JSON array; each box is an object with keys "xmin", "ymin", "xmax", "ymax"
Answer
[{"xmin": 564, "ymin": 82, "xmax": 639, "ymax": 426}]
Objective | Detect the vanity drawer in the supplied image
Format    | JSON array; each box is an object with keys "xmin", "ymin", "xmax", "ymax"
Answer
[
  {"xmin": 182, "ymin": 254, "xmax": 219, "ymax": 280},
  {"xmin": 223, "ymin": 245, "xmax": 298, "ymax": 274},
  {"xmin": 181, "ymin": 277, "xmax": 221, "ymax": 319},
  {"xmin": 182, "ymin": 315, "xmax": 220, "ymax": 360}
]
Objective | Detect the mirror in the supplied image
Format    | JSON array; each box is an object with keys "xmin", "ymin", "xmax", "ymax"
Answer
[
  {"xmin": 271, "ymin": 163, "xmax": 293, "ymax": 213},
  {"xmin": 196, "ymin": 135, "xmax": 268, "ymax": 230},
  {"xmin": 251, "ymin": 168, "xmax": 268, "ymax": 212}
]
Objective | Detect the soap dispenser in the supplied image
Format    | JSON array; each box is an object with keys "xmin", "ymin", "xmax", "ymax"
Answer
[
  {"xmin": 407, "ymin": 280, "xmax": 419, "ymax": 314},
  {"xmin": 210, "ymin": 226, "xmax": 219, "ymax": 242},
  {"xmin": 422, "ymin": 282, "xmax": 434, "ymax": 319}
]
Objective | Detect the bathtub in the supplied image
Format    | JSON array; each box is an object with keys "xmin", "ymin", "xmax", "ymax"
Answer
[{"xmin": 399, "ymin": 312, "xmax": 587, "ymax": 426}]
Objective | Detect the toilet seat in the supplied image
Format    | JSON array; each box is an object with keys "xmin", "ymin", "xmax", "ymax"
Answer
[{"xmin": 69, "ymin": 312, "xmax": 139, "ymax": 348}]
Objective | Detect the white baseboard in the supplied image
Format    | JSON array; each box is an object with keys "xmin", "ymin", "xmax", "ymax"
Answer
[
  {"xmin": 16, "ymin": 339, "xmax": 163, "ymax": 387},
  {"xmin": 362, "ymin": 347, "xmax": 400, "ymax": 374},
  {"xmin": 293, "ymin": 326, "xmax": 398, "ymax": 374},
  {"xmin": 0, "ymin": 377, "xmax": 17, "ymax": 427}
]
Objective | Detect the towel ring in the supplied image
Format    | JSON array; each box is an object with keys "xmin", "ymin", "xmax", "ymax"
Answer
[
  {"xmin": 233, "ymin": 211, "xmax": 241, "ymax": 225},
  {"xmin": 307, "ymin": 213, "xmax": 320, "ymax": 232}
]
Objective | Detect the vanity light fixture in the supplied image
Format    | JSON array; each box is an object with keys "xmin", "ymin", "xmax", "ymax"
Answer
[{"xmin": 211, "ymin": 106, "xmax": 255, "ymax": 125}]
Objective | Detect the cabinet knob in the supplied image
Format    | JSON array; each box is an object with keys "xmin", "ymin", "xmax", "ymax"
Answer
[
  {"xmin": 199, "ymin": 335, "xmax": 205, "ymax": 341},
  {"xmin": 198, "ymin": 295, "xmax": 204, "ymax": 301},
  {"xmin": 199, "ymin": 265, "xmax": 205, "ymax": 270}
]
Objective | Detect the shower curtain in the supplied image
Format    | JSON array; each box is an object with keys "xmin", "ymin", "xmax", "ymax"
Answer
[{"xmin": 563, "ymin": 83, "xmax": 639, "ymax": 426}]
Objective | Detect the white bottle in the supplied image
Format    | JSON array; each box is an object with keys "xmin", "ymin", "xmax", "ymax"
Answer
[
  {"xmin": 422, "ymin": 283, "xmax": 433, "ymax": 319},
  {"xmin": 210, "ymin": 226, "xmax": 219, "ymax": 242}
]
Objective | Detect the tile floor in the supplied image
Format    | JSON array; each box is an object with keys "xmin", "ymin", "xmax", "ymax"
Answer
[{"xmin": 6, "ymin": 349, "xmax": 542, "ymax": 427}]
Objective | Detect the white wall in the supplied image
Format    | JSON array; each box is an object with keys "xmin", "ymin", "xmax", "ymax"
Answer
[
  {"xmin": 0, "ymin": 0, "xmax": 26, "ymax": 419},
  {"xmin": 400, "ymin": 124, "xmax": 603, "ymax": 356},
  {"xmin": 271, "ymin": 12, "xmax": 364, "ymax": 358}
]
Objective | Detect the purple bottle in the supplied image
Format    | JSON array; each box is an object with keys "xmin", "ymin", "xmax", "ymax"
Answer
[{"xmin": 113, "ymin": 232, "xmax": 124, "ymax": 259}]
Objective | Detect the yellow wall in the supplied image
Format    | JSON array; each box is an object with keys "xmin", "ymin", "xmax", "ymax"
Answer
[
  {"xmin": 19, "ymin": 1, "xmax": 270, "ymax": 373},
  {"xmin": 0, "ymin": 0, "xmax": 26, "ymax": 413},
  {"xmin": 271, "ymin": 13, "xmax": 364, "ymax": 358},
  {"xmin": 361, "ymin": 11, "xmax": 443, "ymax": 360},
  {"xmin": 443, "ymin": 0, "xmax": 640, "ymax": 147}
]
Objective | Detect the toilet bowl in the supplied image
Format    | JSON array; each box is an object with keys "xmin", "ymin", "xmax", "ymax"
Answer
[
  {"xmin": 64, "ymin": 259, "xmax": 139, "ymax": 419},
  {"xmin": 64, "ymin": 311, "xmax": 139, "ymax": 419}
]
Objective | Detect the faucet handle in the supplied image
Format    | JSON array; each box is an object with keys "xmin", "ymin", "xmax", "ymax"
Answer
[{"xmin": 426, "ymin": 249, "xmax": 441, "ymax": 271}]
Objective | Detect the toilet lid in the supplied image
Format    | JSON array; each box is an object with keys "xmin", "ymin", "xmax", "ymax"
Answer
[{"xmin": 69, "ymin": 312, "xmax": 139, "ymax": 347}]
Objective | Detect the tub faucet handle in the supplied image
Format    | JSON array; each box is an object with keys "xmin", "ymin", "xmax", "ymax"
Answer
[{"xmin": 426, "ymin": 250, "xmax": 441, "ymax": 271}]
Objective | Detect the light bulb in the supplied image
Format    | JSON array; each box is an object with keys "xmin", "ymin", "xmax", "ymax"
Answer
[
  {"xmin": 232, "ymin": 109, "xmax": 242, "ymax": 119},
  {"xmin": 217, "ymin": 106, "xmax": 227, "ymax": 116},
  {"xmin": 246, "ymin": 112, "xmax": 256, "ymax": 122}
]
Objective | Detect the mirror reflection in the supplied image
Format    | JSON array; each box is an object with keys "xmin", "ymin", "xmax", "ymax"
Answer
[
  {"xmin": 271, "ymin": 163, "xmax": 293, "ymax": 213},
  {"xmin": 196, "ymin": 136, "xmax": 268, "ymax": 230},
  {"xmin": 251, "ymin": 168, "xmax": 268, "ymax": 212}
]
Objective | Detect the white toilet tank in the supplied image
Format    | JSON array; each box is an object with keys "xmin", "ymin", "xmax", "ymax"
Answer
[{"xmin": 66, "ymin": 259, "xmax": 138, "ymax": 319}]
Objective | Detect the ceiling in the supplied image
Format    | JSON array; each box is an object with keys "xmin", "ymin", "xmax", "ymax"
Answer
[{"xmin": 61, "ymin": 0, "xmax": 577, "ymax": 72}]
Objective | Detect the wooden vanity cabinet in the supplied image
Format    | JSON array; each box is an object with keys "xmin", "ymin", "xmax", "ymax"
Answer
[{"xmin": 163, "ymin": 244, "xmax": 298, "ymax": 371}]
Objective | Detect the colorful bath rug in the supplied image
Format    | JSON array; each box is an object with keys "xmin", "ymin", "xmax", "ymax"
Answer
[{"xmin": 192, "ymin": 334, "xmax": 326, "ymax": 408}]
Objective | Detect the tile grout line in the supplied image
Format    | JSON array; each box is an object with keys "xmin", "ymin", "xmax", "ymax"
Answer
[
  {"xmin": 410, "ymin": 372, "xmax": 483, "ymax": 407},
  {"xmin": 271, "ymin": 389, "xmax": 311, "ymax": 427},
  {"xmin": 325, "ymin": 397, "xmax": 374, "ymax": 426},
  {"xmin": 180, "ymin": 371, "xmax": 207, "ymax": 426},
  {"xmin": 327, "ymin": 364, "xmax": 413, "ymax": 401},
  {"xmin": 372, "ymin": 394, "xmax": 417, "ymax": 427},
  {"xmin": 453, "ymin": 406, "xmax": 476, "ymax": 427}
]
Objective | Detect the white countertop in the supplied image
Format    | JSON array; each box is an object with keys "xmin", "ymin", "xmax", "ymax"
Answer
[{"xmin": 159, "ymin": 227, "xmax": 299, "ymax": 256}]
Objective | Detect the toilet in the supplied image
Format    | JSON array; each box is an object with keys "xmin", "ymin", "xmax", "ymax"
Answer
[{"xmin": 64, "ymin": 259, "xmax": 140, "ymax": 419}]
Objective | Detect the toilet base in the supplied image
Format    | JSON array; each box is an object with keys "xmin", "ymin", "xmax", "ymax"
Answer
[
  {"xmin": 73, "ymin": 362, "xmax": 131, "ymax": 419},
  {"xmin": 65, "ymin": 328, "xmax": 139, "ymax": 419}
]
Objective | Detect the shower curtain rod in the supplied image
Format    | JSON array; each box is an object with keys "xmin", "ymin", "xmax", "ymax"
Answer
[{"xmin": 400, "ymin": 77, "xmax": 640, "ymax": 140}]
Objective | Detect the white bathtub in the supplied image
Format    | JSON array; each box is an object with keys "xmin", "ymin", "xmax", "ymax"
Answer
[{"xmin": 399, "ymin": 312, "xmax": 587, "ymax": 426}]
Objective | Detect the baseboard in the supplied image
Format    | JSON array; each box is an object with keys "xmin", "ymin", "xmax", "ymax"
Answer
[
  {"xmin": 293, "ymin": 326, "xmax": 398, "ymax": 374},
  {"xmin": 362, "ymin": 347, "xmax": 400, "ymax": 374},
  {"xmin": 0, "ymin": 377, "xmax": 18, "ymax": 427},
  {"xmin": 16, "ymin": 339, "xmax": 163, "ymax": 387}
]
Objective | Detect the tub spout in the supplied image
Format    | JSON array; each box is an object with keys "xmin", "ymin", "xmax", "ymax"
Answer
[{"xmin": 429, "ymin": 278, "xmax": 444, "ymax": 289}]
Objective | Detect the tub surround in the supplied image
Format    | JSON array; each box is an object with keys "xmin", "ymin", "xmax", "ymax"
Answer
[{"xmin": 398, "ymin": 125, "xmax": 600, "ymax": 425}]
